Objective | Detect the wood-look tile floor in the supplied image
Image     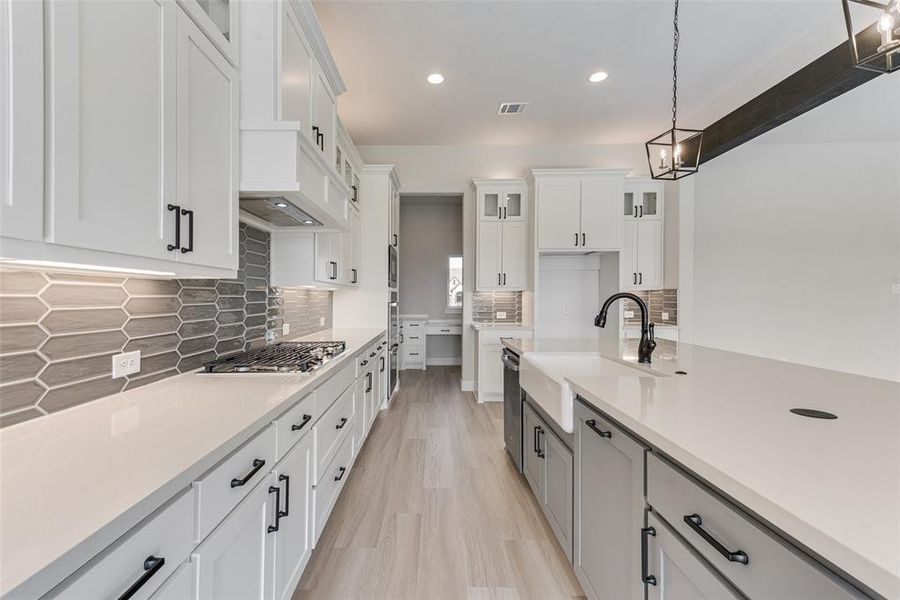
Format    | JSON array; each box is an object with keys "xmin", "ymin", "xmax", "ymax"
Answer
[{"xmin": 295, "ymin": 367, "xmax": 584, "ymax": 600}]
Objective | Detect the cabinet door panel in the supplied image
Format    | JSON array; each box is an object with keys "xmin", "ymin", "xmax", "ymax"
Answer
[
  {"xmin": 1, "ymin": 0, "xmax": 43, "ymax": 241},
  {"xmin": 636, "ymin": 219, "xmax": 662, "ymax": 289},
  {"xmin": 477, "ymin": 221, "xmax": 503, "ymax": 291},
  {"xmin": 522, "ymin": 403, "xmax": 544, "ymax": 503},
  {"xmin": 314, "ymin": 67, "xmax": 335, "ymax": 162},
  {"xmin": 479, "ymin": 342, "xmax": 504, "ymax": 397},
  {"xmin": 46, "ymin": 0, "xmax": 176, "ymax": 259},
  {"xmin": 537, "ymin": 179, "xmax": 579, "ymax": 250},
  {"xmin": 621, "ymin": 221, "xmax": 638, "ymax": 290},
  {"xmin": 580, "ymin": 179, "xmax": 622, "ymax": 250},
  {"xmin": 281, "ymin": 7, "xmax": 313, "ymax": 129},
  {"xmin": 647, "ymin": 513, "xmax": 742, "ymax": 600},
  {"xmin": 315, "ymin": 233, "xmax": 337, "ymax": 284},
  {"xmin": 271, "ymin": 434, "xmax": 314, "ymax": 600},
  {"xmin": 480, "ymin": 190, "xmax": 501, "ymax": 220},
  {"xmin": 543, "ymin": 430, "xmax": 573, "ymax": 561},
  {"xmin": 193, "ymin": 477, "xmax": 274, "ymax": 600},
  {"xmin": 500, "ymin": 221, "xmax": 527, "ymax": 290},
  {"xmin": 503, "ymin": 190, "xmax": 526, "ymax": 221},
  {"xmin": 574, "ymin": 404, "xmax": 645, "ymax": 600},
  {"xmin": 150, "ymin": 561, "xmax": 196, "ymax": 600},
  {"xmin": 176, "ymin": 8, "xmax": 238, "ymax": 269}
]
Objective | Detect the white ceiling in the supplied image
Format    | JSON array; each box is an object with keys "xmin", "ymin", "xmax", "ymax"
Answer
[{"xmin": 313, "ymin": 0, "xmax": 849, "ymax": 146}]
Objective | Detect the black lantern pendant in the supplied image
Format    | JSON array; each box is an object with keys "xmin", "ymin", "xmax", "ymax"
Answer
[
  {"xmin": 842, "ymin": 0, "xmax": 900, "ymax": 73},
  {"xmin": 646, "ymin": 0, "xmax": 703, "ymax": 180}
]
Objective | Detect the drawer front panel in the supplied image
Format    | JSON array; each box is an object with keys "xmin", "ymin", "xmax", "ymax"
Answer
[
  {"xmin": 314, "ymin": 431, "xmax": 354, "ymax": 542},
  {"xmin": 647, "ymin": 454, "xmax": 862, "ymax": 599},
  {"xmin": 314, "ymin": 361, "xmax": 355, "ymax": 420},
  {"xmin": 50, "ymin": 490, "xmax": 195, "ymax": 600},
  {"xmin": 274, "ymin": 391, "xmax": 316, "ymax": 461},
  {"xmin": 403, "ymin": 333, "xmax": 424, "ymax": 346},
  {"xmin": 315, "ymin": 383, "xmax": 355, "ymax": 482},
  {"xmin": 425, "ymin": 324, "xmax": 462, "ymax": 335},
  {"xmin": 194, "ymin": 425, "xmax": 277, "ymax": 542},
  {"xmin": 402, "ymin": 347, "xmax": 424, "ymax": 361},
  {"xmin": 357, "ymin": 343, "xmax": 378, "ymax": 373}
]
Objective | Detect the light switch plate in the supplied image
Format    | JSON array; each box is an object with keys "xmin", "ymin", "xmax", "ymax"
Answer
[
  {"xmin": 319, "ymin": 317, "xmax": 326, "ymax": 326},
  {"xmin": 112, "ymin": 351, "xmax": 141, "ymax": 379},
  {"xmin": 661, "ymin": 312, "xmax": 669, "ymax": 321},
  {"xmin": 624, "ymin": 310, "xmax": 635, "ymax": 319},
  {"xmin": 496, "ymin": 311, "xmax": 507, "ymax": 319}
]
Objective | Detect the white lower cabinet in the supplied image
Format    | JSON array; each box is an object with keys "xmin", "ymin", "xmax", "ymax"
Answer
[
  {"xmin": 48, "ymin": 490, "xmax": 195, "ymax": 600},
  {"xmin": 574, "ymin": 402, "xmax": 646, "ymax": 600},
  {"xmin": 645, "ymin": 512, "xmax": 742, "ymax": 600},
  {"xmin": 150, "ymin": 561, "xmax": 196, "ymax": 600},
  {"xmin": 269, "ymin": 433, "xmax": 314, "ymax": 600},
  {"xmin": 193, "ymin": 475, "xmax": 277, "ymax": 600},
  {"xmin": 314, "ymin": 432, "xmax": 354, "ymax": 543}
]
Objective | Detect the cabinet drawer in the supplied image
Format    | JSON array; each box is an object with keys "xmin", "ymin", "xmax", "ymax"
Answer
[
  {"xmin": 357, "ymin": 344, "xmax": 379, "ymax": 373},
  {"xmin": 314, "ymin": 361, "xmax": 355, "ymax": 420},
  {"xmin": 647, "ymin": 454, "xmax": 863, "ymax": 599},
  {"xmin": 315, "ymin": 383, "xmax": 355, "ymax": 483},
  {"xmin": 194, "ymin": 424, "xmax": 276, "ymax": 542},
  {"xmin": 314, "ymin": 431, "xmax": 354, "ymax": 542},
  {"xmin": 274, "ymin": 391, "xmax": 316, "ymax": 461},
  {"xmin": 50, "ymin": 490, "xmax": 195, "ymax": 600},
  {"xmin": 402, "ymin": 346, "xmax": 424, "ymax": 361},
  {"xmin": 425, "ymin": 324, "xmax": 462, "ymax": 335}
]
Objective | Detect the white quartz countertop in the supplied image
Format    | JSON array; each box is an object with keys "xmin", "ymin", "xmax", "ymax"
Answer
[
  {"xmin": 470, "ymin": 322, "xmax": 534, "ymax": 331},
  {"xmin": 503, "ymin": 336, "xmax": 900, "ymax": 598},
  {"xmin": 0, "ymin": 328, "xmax": 385, "ymax": 598}
]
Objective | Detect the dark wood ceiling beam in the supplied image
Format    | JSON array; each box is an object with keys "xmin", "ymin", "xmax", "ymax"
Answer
[{"xmin": 699, "ymin": 23, "xmax": 885, "ymax": 164}]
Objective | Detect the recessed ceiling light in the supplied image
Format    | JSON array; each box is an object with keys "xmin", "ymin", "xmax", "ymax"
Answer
[
  {"xmin": 427, "ymin": 73, "xmax": 445, "ymax": 85},
  {"xmin": 589, "ymin": 71, "xmax": 609, "ymax": 83}
]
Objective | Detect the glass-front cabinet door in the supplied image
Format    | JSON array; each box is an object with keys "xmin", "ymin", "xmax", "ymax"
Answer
[
  {"xmin": 503, "ymin": 190, "xmax": 525, "ymax": 221},
  {"xmin": 624, "ymin": 191, "xmax": 636, "ymax": 218},
  {"xmin": 641, "ymin": 191, "xmax": 658, "ymax": 218},
  {"xmin": 480, "ymin": 191, "xmax": 501, "ymax": 220},
  {"xmin": 189, "ymin": 0, "xmax": 237, "ymax": 65}
]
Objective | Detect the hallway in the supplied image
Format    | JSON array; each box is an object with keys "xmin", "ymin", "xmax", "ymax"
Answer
[{"xmin": 295, "ymin": 367, "xmax": 584, "ymax": 599}]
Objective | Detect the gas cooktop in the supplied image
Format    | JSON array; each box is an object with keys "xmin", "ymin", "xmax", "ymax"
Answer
[{"xmin": 201, "ymin": 341, "xmax": 346, "ymax": 374}]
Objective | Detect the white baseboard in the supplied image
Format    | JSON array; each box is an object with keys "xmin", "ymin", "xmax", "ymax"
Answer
[
  {"xmin": 426, "ymin": 357, "xmax": 462, "ymax": 366},
  {"xmin": 460, "ymin": 379, "xmax": 474, "ymax": 392}
]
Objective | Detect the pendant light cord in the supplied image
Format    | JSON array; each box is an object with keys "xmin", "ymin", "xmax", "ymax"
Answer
[{"xmin": 672, "ymin": 0, "xmax": 679, "ymax": 132}]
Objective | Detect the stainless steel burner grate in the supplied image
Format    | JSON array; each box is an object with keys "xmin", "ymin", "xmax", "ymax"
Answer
[{"xmin": 201, "ymin": 341, "xmax": 346, "ymax": 373}]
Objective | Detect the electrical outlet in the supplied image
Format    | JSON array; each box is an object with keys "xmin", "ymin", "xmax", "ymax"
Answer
[
  {"xmin": 661, "ymin": 311, "xmax": 669, "ymax": 321},
  {"xmin": 282, "ymin": 323, "xmax": 290, "ymax": 336},
  {"xmin": 112, "ymin": 351, "xmax": 141, "ymax": 379},
  {"xmin": 624, "ymin": 310, "xmax": 635, "ymax": 319},
  {"xmin": 496, "ymin": 311, "xmax": 507, "ymax": 319},
  {"xmin": 319, "ymin": 317, "xmax": 326, "ymax": 326}
]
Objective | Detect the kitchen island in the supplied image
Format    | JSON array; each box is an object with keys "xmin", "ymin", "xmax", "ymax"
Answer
[{"xmin": 503, "ymin": 336, "xmax": 900, "ymax": 599}]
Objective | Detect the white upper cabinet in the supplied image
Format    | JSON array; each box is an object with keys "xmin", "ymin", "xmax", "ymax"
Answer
[
  {"xmin": 473, "ymin": 179, "xmax": 528, "ymax": 291},
  {"xmin": 531, "ymin": 169, "xmax": 626, "ymax": 252},
  {"xmin": 45, "ymin": 0, "xmax": 178, "ymax": 260},
  {"xmin": 0, "ymin": 0, "xmax": 43, "ymax": 242},
  {"xmin": 280, "ymin": 6, "xmax": 315, "ymax": 133},
  {"xmin": 175, "ymin": 6, "xmax": 239, "ymax": 269},
  {"xmin": 313, "ymin": 67, "xmax": 336, "ymax": 163},
  {"xmin": 622, "ymin": 179, "xmax": 664, "ymax": 290},
  {"xmin": 179, "ymin": 0, "xmax": 239, "ymax": 66}
]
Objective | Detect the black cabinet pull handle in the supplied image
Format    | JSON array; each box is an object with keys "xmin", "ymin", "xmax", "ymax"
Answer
[
  {"xmin": 641, "ymin": 527, "xmax": 657, "ymax": 586},
  {"xmin": 291, "ymin": 414, "xmax": 312, "ymax": 432},
  {"xmin": 634, "ymin": 272, "xmax": 637, "ymax": 285},
  {"xmin": 683, "ymin": 514, "xmax": 749, "ymax": 565},
  {"xmin": 230, "ymin": 458, "xmax": 265, "ymax": 488},
  {"xmin": 370, "ymin": 352, "xmax": 377, "ymax": 358},
  {"xmin": 638, "ymin": 272, "xmax": 642, "ymax": 285},
  {"xmin": 586, "ymin": 419, "xmax": 612, "ymax": 438},
  {"xmin": 351, "ymin": 268, "xmax": 358, "ymax": 284},
  {"xmin": 166, "ymin": 204, "xmax": 180, "ymax": 251},
  {"xmin": 334, "ymin": 466, "xmax": 347, "ymax": 481},
  {"xmin": 633, "ymin": 205, "xmax": 638, "ymax": 218},
  {"xmin": 533, "ymin": 425, "xmax": 540, "ymax": 455},
  {"xmin": 582, "ymin": 233, "xmax": 586, "ymax": 247},
  {"xmin": 639, "ymin": 205, "xmax": 643, "ymax": 218},
  {"xmin": 380, "ymin": 356, "xmax": 385, "ymax": 372},
  {"xmin": 180, "ymin": 208, "xmax": 194, "ymax": 253},
  {"xmin": 574, "ymin": 232, "xmax": 579, "ymax": 246},
  {"xmin": 366, "ymin": 372, "xmax": 373, "ymax": 393},
  {"xmin": 117, "ymin": 555, "xmax": 165, "ymax": 600},
  {"xmin": 335, "ymin": 417, "xmax": 348, "ymax": 430},
  {"xmin": 267, "ymin": 485, "xmax": 282, "ymax": 533},
  {"xmin": 503, "ymin": 273, "xmax": 507, "ymax": 285},
  {"xmin": 328, "ymin": 261, "xmax": 337, "ymax": 280},
  {"xmin": 319, "ymin": 131, "xmax": 325, "ymax": 151},
  {"xmin": 312, "ymin": 125, "xmax": 319, "ymax": 138},
  {"xmin": 352, "ymin": 185, "xmax": 358, "ymax": 202},
  {"xmin": 393, "ymin": 233, "xmax": 398, "ymax": 246},
  {"xmin": 537, "ymin": 428, "xmax": 545, "ymax": 458},
  {"xmin": 278, "ymin": 473, "xmax": 290, "ymax": 518},
  {"xmin": 361, "ymin": 359, "xmax": 368, "ymax": 366}
]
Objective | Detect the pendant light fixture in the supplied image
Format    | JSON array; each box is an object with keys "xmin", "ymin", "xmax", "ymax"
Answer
[
  {"xmin": 842, "ymin": 0, "xmax": 900, "ymax": 73},
  {"xmin": 645, "ymin": 0, "xmax": 703, "ymax": 180}
]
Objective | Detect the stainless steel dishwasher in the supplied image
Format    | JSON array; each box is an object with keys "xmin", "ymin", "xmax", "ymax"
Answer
[{"xmin": 501, "ymin": 347, "xmax": 524, "ymax": 472}]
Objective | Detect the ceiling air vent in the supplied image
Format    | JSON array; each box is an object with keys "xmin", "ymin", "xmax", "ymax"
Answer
[{"xmin": 498, "ymin": 102, "xmax": 528, "ymax": 115}]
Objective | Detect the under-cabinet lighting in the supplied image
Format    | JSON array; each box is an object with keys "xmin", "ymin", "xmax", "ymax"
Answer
[{"xmin": 0, "ymin": 259, "xmax": 177, "ymax": 278}]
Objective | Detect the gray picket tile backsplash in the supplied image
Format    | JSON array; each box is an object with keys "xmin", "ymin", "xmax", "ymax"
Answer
[{"xmin": 0, "ymin": 223, "xmax": 332, "ymax": 428}]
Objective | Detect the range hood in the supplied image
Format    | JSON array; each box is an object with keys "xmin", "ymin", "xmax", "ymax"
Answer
[{"xmin": 239, "ymin": 197, "xmax": 321, "ymax": 228}]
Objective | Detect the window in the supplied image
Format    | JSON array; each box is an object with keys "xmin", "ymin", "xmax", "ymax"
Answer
[{"xmin": 447, "ymin": 255, "xmax": 463, "ymax": 311}]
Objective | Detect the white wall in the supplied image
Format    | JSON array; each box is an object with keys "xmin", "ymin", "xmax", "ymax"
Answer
[
  {"xmin": 357, "ymin": 143, "xmax": 655, "ymax": 385},
  {"xmin": 682, "ymin": 74, "xmax": 900, "ymax": 381},
  {"xmin": 398, "ymin": 198, "xmax": 463, "ymax": 361}
]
